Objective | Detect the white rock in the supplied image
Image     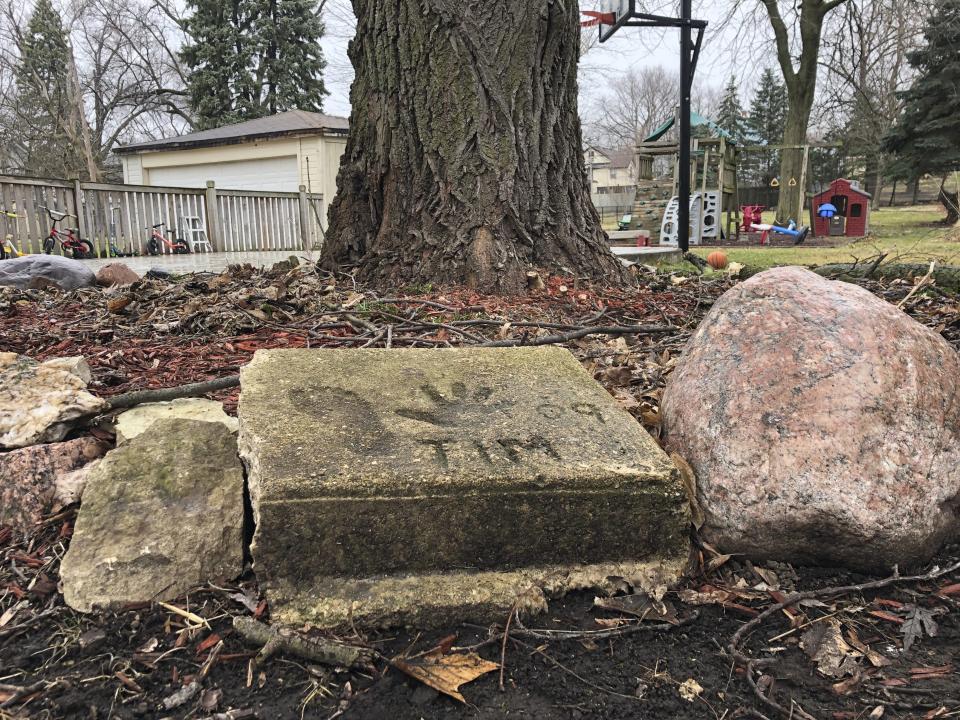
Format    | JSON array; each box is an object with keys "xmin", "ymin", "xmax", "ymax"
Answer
[
  {"xmin": 114, "ymin": 398, "xmax": 238, "ymax": 444},
  {"xmin": 0, "ymin": 353, "xmax": 107, "ymax": 449}
]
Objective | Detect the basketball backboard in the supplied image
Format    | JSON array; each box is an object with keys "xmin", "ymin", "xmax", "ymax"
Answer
[{"xmin": 599, "ymin": 0, "xmax": 635, "ymax": 43}]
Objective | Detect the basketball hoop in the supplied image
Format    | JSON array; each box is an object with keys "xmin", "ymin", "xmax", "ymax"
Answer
[
  {"xmin": 580, "ymin": 10, "xmax": 616, "ymax": 28},
  {"xmin": 586, "ymin": 0, "xmax": 708, "ymax": 255}
]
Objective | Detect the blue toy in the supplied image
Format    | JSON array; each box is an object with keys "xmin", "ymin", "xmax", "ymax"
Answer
[
  {"xmin": 751, "ymin": 219, "xmax": 811, "ymax": 246},
  {"xmin": 818, "ymin": 203, "xmax": 838, "ymax": 219}
]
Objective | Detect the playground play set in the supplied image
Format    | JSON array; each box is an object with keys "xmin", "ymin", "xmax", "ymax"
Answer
[{"xmin": 582, "ymin": 2, "xmax": 872, "ymax": 251}]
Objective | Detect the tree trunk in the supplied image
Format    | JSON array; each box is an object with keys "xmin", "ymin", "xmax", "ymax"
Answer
[
  {"xmin": 940, "ymin": 186, "xmax": 960, "ymax": 225},
  {"xmin": 777, "ymin": 114, "xmax": 808, "ymax": 223},
  {"xmin": 65, "ymin": 41, "xmax": 100, "ymax": 182},
  {"xmin": 322, "ymin": 0, "xmax": 627, "ymax": 293},
  {"xmin": 763, "ymin": 0, "xmax": 847, "ymax": 224}
]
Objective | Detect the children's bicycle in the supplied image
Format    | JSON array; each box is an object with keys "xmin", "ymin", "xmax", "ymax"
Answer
[
  {"xmin": 146, "ymin": 223, "xmax": 190, "ymax": 256},
  {"xmin": 0, "ymin": 208, "xmax": 24, "ymax": 260},
  {"xmin": 41, "ymin": 207, "xmax": 94, "ymax": 259}
]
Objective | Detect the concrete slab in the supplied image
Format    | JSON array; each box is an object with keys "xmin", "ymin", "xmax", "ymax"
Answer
[
  {"xmin": 607, "ymin": 230, "xmax": 652, "ymax": 243},
  {"xmin": 238, "ymin": 347, "xmax": 690, "ymax": 629}
]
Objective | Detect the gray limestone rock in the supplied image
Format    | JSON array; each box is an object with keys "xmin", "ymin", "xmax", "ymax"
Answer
[{"xmin": 60, "ymin": 419, "xmax": 244, "ymax": 612}]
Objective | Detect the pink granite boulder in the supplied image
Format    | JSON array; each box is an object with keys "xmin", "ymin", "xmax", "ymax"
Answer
[
  {"xmin": 0, "ymin": 437, "xmax": 108, "ymax": 535},
  {"xmin": 662, "ymin": 267, "xmax": 960, "ymax": 572},
  {"xmin": 96, "ymin": 263, "xmax": 139, "ymax": 287}
]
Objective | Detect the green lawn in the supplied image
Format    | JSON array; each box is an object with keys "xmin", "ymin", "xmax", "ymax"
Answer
[{"xmin": 690, "ymin": 204, "xmax": 960, "ymax": 269}]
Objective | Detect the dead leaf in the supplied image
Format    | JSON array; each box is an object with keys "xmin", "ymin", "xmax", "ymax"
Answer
[
  {"xmin": 831, "ymin": 672, "xmax": 863, "ymax": 696},
  {"xmin": 602, "ymin": 366, "xmax": 633, "ymax": 387},
  {"xmin": 753, "ymin": 566, "xmax": 780, "ymax": 590},
  {"xmin": 846, "ymin": 628, "xmax": 891, "ymax": 668},
  {"xmin": 0, "ymin": 602, "xmax": 22, "ymax": 628},
  {"xmin": 200, "ymin": 687, "xmax": 222, "ymax": 711},
  {"xmin": 678, "ymin": 678, "xmax": 703, "ymax": 702},
  {"xmin": 801, "ymin": 618, "xmax": 859, "ymax": 678},
  {"xmin": 391, "ymin": 651, "xmax": 499, "ymax": 703},
  {"xmin": 902, "ymin": 605, "xmax": 939, "ymax": 652},
  {"xmin": 706, "ymin": 554, "xmax": 734, "ymax": 573},
  {"xmin": 670, "ymin": 453, "xmax": 704, "ymax": 529},
  {"xmin": 342, "ymin": 292, "xmax": 365, "ymax": 309},
  {"xmin": 137, "ymin": 637, "xmax": 159, "ymax": 653}
]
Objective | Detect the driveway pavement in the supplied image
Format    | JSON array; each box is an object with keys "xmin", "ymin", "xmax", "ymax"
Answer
[{"xmin": 80, "ymin": 250, "xmax": 316, "ymax": 275}]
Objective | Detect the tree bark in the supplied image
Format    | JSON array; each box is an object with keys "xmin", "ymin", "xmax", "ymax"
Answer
[{"xmin": 322, "ymin": 0, "xmax": 628, "ymax": 293}]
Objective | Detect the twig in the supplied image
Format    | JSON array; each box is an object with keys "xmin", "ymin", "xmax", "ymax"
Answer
[
  {"xmin": 233, "ymin": 617, "xmax": 377, "ymax": 669},
  {"xmin": 499, "ymin": 601, "xmax": 519, "ymax": 692},
  {"xmin": 157, "ymin": 601, "xmax": 212, "ymax": 630},
  {"xmin": 728, "ymin": 559, "xmax": 960, "ymax": 719},
  {"xmin": 897, "ymin": 261, "xmax": 937, "ymax": 308},
  {"xmin": 509, "ymin": 635, "xmax": 641, "ymax": 702},
  {"xmin": 512, "ymin": 610, "xmax": 698, "ymax": 641},
  {"xmin": 107, "ymin": 376, "xmax": 240, "ymax": 410}
]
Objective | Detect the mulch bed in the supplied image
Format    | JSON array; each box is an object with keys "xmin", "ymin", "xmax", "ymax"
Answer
[{"xmin": 1, "ymin": 261, "xmax": 959, "ymax": 719}]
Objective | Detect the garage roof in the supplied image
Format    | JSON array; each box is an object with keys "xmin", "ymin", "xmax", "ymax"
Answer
[{"xmin": 116, "ymin": 110, "xmax": 349, "ymax": 154}]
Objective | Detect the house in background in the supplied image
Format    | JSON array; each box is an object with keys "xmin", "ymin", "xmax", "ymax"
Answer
[
  {"xmin": 584, "ymin": 146, "xmax": 638, "ymax": 222},
  {"xmin": 584, "ymin": 146, "xmax": 638, "ymax": 197},
  {"xmin": 115, "ymin": 110, "xmax": 349, "ymax": 220}
]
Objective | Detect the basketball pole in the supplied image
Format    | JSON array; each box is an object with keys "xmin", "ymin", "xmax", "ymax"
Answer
[{"xmin": 678, "ymin": 0, "xmax": 693, "ymax": 254}]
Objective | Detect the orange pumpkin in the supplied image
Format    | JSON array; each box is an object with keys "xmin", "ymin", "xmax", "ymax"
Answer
[{"xmin": 707, "ymin": 251, "xmax": 729, "ymax": 270}]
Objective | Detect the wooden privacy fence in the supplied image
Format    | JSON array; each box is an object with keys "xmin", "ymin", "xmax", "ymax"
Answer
[{"xmin": 0, "ymin": 175, "xmax": 324, "ymax": 257}]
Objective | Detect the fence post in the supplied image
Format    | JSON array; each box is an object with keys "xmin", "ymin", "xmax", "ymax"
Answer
[
  {"xmin": 297, "ymin": 184, "xmax": 312, "ymax": 260},
  {"xmin": 72, "ymin": 179, "xmax": 87, "ymax": 241},
  {"xmin": 204, "ymin": 181, "xmax": 221, "ymax": 251}
]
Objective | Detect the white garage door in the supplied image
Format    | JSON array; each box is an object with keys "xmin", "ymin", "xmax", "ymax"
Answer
[{"xmin": 147, "ymin": 156, "xmax": 300, "ymax": 193}]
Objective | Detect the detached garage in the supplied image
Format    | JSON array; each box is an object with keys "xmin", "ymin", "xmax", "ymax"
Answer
[{"xmin": 115, "ymin": 111, "xmax": 349, "ymax": 224}]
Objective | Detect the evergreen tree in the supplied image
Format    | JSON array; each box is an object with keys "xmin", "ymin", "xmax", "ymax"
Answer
[
  {"xmin": 744, "ymin": 68, "xmax": 788, "ymax": 188},
  {"xmin": 182, "ymin": 0, "xmax": 327, "ymax": 129},
  {"xmin": 715, "ymin": 75, "xmax": 746, "ymax": 144},
  {"xmin": 885, "ymin": 0, "xmax": 960, "ymax": 222},
  {"xmin": 255, "ymin": 0, "xmax": 327, "ymax": 116},
  {"xmin": 15, "ymin": 0, "xmax": 85, "ymax": 177}
]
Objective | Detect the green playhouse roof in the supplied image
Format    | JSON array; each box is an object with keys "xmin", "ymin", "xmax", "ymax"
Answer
[{"xmin": 643, "ymin": 111, "xmax": 736, "ymax": 144}]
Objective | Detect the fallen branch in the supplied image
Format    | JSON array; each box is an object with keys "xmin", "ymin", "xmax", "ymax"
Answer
[
  {"xmin": 0, "ymin": 680, "xmax": 68, "ymax": 709},
  {"xmin": 106, "ymin": 376, "xmax": 241, "ymax": 410},
  {"xmin": 233, "ymin": 617, "xmax": 377, "ymax": 669},
  {"xmin": 737, "ymin": 262, "xmax": 960, "ymax": 292},
  {"xmin": 728, "ymin": 559, "xmax": 960, "ymax": 719},
  {"xmin": 898, "ymin": 261, "xmax": 938, "ymax": 308},
  {"xmin": 480, "ymin": 324, "xmax": 673, "ymax": 348}
]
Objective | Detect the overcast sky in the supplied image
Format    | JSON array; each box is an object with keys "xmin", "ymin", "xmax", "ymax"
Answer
[{"xmin": 318, "ymin": 1, "xmax": 765, "ymax": 120}]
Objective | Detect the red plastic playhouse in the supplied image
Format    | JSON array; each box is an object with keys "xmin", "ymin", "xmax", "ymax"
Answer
[{"xmin": 812, "ymin": 179, "xmax": 871, "ymax": 238}]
